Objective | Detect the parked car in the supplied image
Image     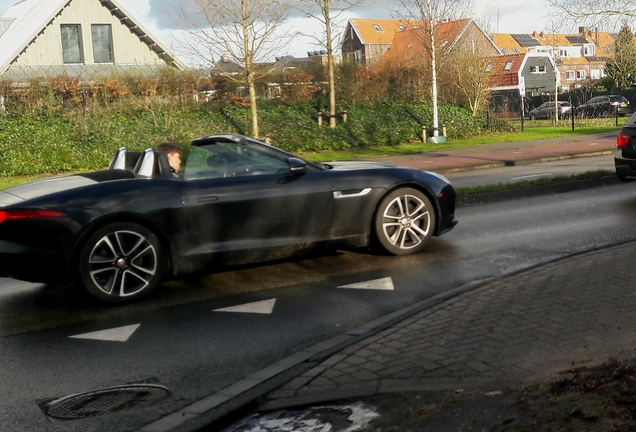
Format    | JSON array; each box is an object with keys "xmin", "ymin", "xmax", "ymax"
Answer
[
  {"xmin": 0, "ymin": 134, "xmax": 457, "ymax": 303},
  {"xmin": 576, "ymin": 95, "xmax": 630, "ymax": 118},
  {"xmin": 528, "ymin": 101, "xmax": 573, "ymax": 120},
  {"xmin": 615, "ymin": 112, "xmax": 636, "ymax": 181}
]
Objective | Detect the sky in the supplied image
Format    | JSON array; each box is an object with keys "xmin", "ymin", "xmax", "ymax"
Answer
[{"xmin": 0, "ymin": 0, "xmax": 572, "ymax": 64}]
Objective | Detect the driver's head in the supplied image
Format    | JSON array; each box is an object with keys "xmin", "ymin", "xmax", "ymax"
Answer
[{"xmin": 156, "ymin": 143, "xmax": 183, "ymax": 173}]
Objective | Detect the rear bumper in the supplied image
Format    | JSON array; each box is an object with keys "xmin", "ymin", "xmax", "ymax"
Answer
[{"xmin": 615, "ymin": 150, "xmax": 636, "ymax": 179}]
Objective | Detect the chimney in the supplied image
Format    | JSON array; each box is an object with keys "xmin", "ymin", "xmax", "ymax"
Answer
[
  {"xmin": 579, "ymin": 26, "xmax": 589, "ymax": 36},
  {"xmin": 221, "ymin": 55, "xmax": 229, "ymax": 63},
  {"xmin": 540, "ymin": 31, "xmax": 544, "ymax": 38},
  {"xmin": 532, "ymin": 31, "xmax": 537, "ymax": 37},
  {"xmin": 595, "ymin": 28, "xmax": 599, "ymax": 46}
]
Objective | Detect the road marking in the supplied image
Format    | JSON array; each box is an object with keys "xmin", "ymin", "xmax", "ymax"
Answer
[
  {"xmin": 511, "ymin": 173, "xmax": 552, "ymax": 180},
  {"xmin": 214, "ymin": 298, "xmax": 276, "ymax": 314},
  {"xmin": 69, "ymin": 324, "xmax": 140, "ymax": 342},
  {"xmin": 421, "ymin": 161, "xmax": 434, "ymax": 164},
  {"xmin": 338, "ymin": 277, "xmax": 394, "ymax": 290},
  {"xmin": 513, "ymin": 151, "xmax": 523, "ymax": 154},
  {"xmin": 589, "ymin": 143, "xmax": 598, "ymax": 146}
]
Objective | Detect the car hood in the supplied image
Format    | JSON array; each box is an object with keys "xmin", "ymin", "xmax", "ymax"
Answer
[
  {"xmin": 0, "ymin": 175, "xmax": 98, "ymax": 206},
  {"xmin": 325, "ymin": 161, "xmax": 410, "ymax": 171}
]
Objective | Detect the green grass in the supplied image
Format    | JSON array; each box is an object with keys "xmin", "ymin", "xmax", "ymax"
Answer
[
  {"xmin": 456, "ymin": 170, "xmax": 615, "ymax": 195},
  {"xmin": 302, "ymin": 124, "xmax": 620, "ymax": 162}
]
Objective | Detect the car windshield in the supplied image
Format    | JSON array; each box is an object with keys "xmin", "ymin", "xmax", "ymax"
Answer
[{"xmin": 183, "ymin": 140, "xmax": 292, "ymax": 180}]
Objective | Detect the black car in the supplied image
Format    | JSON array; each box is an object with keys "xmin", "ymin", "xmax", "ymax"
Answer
[
  {"xmin": 0, "ymin": 134, "xmax": 457, "ymax": 303},
  {"xmin": 576, "ymin": 95, "xmax": 630, "ymax": 118},
  {"xmin": 615, "ymin": 112, "xmax": 636, "ymax": 180},
  {"xmin": 528, "ymin": 101, "xmax": 572, "ymax": 120}
]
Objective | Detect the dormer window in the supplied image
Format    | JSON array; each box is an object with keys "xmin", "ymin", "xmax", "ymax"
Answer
[
  {"xmin": 398, "ymin": 25, "xmax": 406, "ymax": 31},
  {"xmin": 373, "ymin": 24, "xmax": 383, "ymax": 32},
  {"xmin": 583, "ymin": 44, "xmax": 595, "ymax": 56},
  {"xmin": 504, "ymin": 61, "xmax": 514, "ymax": 71}
]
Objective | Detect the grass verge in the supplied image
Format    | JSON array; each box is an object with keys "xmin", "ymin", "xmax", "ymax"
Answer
[{"xmin": 455, "ymin": 169, "xmax": 615, "ymax": 196}]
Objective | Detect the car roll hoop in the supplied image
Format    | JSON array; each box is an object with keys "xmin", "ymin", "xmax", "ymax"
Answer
[{"xmin": 108, "ymin": 147, "xmax": 173, "ymax": 178}]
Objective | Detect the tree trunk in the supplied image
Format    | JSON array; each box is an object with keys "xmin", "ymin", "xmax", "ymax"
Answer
[
  {"xmin": 325, "ymin": 2, "xmax": 337, "ymax": 128},
  {"xmin": 427, "ymin": 1, "xmax": 439, "ymax": 137}
]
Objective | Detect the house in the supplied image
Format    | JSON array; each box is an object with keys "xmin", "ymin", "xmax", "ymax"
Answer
[
  {"xmin": 340, "ymin": 18, "xmax": 424, "ymax": 64},
  {"xmin": 341, "ymin": 17, "xmax": 500, "ymax": 65},
  {"xmin": 487, "ymin": 52, "xmax": 560, "ymax": 115},
  {"xmin": 0, "ymin": 0, "xmax": 185, "ymax": 81},
  {"xmin": 491, "ymin": 28, "xmax": 617, "ymax": 89},
  {"xmin": 385, "ymin": 18, "xmax": 501, "ymax": 63}
]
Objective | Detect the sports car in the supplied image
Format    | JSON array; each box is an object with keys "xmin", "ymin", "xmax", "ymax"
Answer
[{"xmin": 0, "ymin": 134, "xmax": 457, "ymax": 303}]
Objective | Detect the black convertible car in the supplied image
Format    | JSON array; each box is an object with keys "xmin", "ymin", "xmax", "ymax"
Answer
[{"xmin": 0, "ymin": 134, "xmax": 457, "ymax": 303}]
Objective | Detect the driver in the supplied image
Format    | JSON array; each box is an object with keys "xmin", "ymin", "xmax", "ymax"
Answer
[{"xmin": 156, "ymin": 143, "xmax": 183, "ymax": 176}]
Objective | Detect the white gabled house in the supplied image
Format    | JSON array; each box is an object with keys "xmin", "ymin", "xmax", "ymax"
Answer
[{"xmin": 0, "ymin": 0, "xmax": 185, "ymax": 80}]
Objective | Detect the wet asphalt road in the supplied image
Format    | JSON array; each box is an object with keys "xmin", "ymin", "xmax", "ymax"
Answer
[{"xmin": 1, "ymin": 155, "xmax": 635, "ymax": 431}]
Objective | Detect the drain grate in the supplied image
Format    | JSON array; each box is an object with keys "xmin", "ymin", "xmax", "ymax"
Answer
[{"xmin": 40, "ymin": 384, "xmax": 171, "ymax": 420}]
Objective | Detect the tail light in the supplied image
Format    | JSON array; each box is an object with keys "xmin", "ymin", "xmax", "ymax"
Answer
[
  {"xmin": 617, "ymin": 132, "xmax": 630, "ymax": 148},
  {"xmin": 0, "ymin": 209, "xmax": 66, "ymax": 224}
]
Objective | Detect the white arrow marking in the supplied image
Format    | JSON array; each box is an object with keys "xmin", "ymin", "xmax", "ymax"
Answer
[
  {"xmin": 69, "ymin": 324, "xmax": 140, "ymax": 342},
  {"xmin": 338, "ymin": 277, "xmax": 395, "ymax": 290},
  {"xmin": 214, "ymin": 298, "xmax": 276, "ymax": 314}
]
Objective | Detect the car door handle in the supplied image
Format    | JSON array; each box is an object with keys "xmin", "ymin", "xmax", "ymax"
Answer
[{"xmin": 197, "ymin": 196, "xmax": 219, "ymax": 203}]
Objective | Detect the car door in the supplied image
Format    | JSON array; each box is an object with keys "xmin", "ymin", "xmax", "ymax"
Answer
[{"xmin": 180, "ymin": 142, "xmax": 334, "ymax": 267}]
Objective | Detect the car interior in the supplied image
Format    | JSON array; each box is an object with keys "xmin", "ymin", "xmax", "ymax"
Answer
[{"xmin": 108, "ymin": 147, "xmax": 174, "ymax": 178}]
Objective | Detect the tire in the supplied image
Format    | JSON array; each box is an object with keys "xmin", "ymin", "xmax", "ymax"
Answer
[
  {"xmin": 529, "ymin": 114, "xmax": 536, "ymax": 120},
  {"xmin": 78, "ymin": 222, "xmax": 164, "ymax": 303},
  {"xmin": 374, "ymin": 188, "xmax": 435, "ymax": 255}
]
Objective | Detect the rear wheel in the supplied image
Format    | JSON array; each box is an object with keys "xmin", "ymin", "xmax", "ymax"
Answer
[
  {"xmin": 374, "ymin": 188, "xmax": 435, "ymax": 255},
  {"xmin": 529, "ymin": 114, "xmax": 537, "ymax": 120},
  {"xmin": 78, "ymin": 222, "xmax": 164, "ymax": 303}
]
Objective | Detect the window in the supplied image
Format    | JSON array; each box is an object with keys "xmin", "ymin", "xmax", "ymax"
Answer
[
  {"xmin": 576, "ymin": 70, "xmax": 586, "ymax": 79},
  {"xmin": 92, "ymin": 24, "xmax": 113, "ymax": 63},
  {"xmin": 500, "ymin": 48, "xmax": 508, "ymax": 54},
  {"xmin": 398, "ymin": 25, "xmax": 406, "ymax": 31},
  {"xmin": 373, "ymin": 24, "xmax": 383, "ymax": 32},
  {"xmin": 566, "ymin": 70, "xmax": 575, "ymax": 80},
  {"xmin": 583, "ymin": 45, "xmax": 595, "ymax": 56},
  {"xmin": 512, "ymin": 47, "xmax": 520, "ymax": 54},
  {"xmin": 504, "ymin": 61, "xmax": 514, "ymax": 71},
  {"xmin": 61, "ymin": 24, "xmax": 83, "ymax": 64},
  {"xmin": 529, "ymin": 65, "xmax": 546, "ymax": 74}
]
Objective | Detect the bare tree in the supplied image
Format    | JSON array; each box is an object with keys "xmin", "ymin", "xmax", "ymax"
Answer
[
  {"xmin": 398, "ymin": 0, "xmax": 473, "ymax": 137},
  {"xmin": 442, "ymin": 37, "xmax": 495, "ymax": 116},
  {"xmin": 175, "ymin": 0, "xmax": 292, "ymax": 137},
  {"xmin": 548, "ymin": 0, "xmax": 636, "ymax": 28},
  {"xmin": 297, "ymin": 0, "xmax": 365, "ymax": 128}
]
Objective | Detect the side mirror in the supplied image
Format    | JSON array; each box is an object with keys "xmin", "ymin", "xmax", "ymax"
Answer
[{"xmin": 287, "ymin": 157, "xmax": 307, "ymax": 175}]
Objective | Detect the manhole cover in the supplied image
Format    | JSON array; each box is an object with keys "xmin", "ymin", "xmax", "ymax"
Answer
[{"xmin": 41, "ymin": 384, "xmax": 171, "ymax": 420}]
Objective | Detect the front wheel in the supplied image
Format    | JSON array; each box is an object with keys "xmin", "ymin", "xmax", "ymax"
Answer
[
  {"xmin": 374, "ymin": 188, "xmax": 435, "ymax": 255},
  {"xmin": 78, "ymin": 222, "xmax": 164, "ymax": 303}
]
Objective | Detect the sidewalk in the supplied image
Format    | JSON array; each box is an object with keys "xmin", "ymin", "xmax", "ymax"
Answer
[
  {"xmin": 373, "ymin": 131, "xmax": 617, "ymax": 173},
  {"xmin": 255, "ymin": 241, "xmax": 636, "ymax": 430}
]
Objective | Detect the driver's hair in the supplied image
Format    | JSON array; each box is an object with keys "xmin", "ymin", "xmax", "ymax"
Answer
[{"xmin": 156, "ymin": 142, "xmax": 183, "ymax": 156}]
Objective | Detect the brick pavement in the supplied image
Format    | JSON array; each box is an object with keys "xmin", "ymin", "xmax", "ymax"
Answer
[{"xmin": 263, "ymin": 241, "xmax": 636, "ymax": 409}]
